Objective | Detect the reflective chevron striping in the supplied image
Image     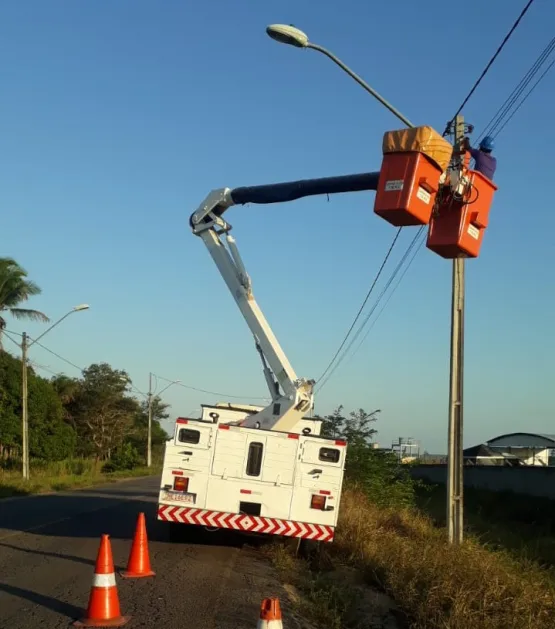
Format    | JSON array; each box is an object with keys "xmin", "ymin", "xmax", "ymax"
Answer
[{"xmin": 157, "ymin": 505, "xmax": 334, "ymax": 542}]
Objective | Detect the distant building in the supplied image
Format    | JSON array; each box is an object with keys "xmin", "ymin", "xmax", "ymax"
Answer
[
  {"xmin": 485, "ymin": 432, "xmax": 555, "ymax": 467},
  {"xmin": 463, "ymin": 444, "xmax": 521, "ymax": 466}
]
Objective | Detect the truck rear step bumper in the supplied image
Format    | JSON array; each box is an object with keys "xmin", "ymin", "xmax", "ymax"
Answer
[{"xmin": 157, "ymin": 505, "xmax": 334, "ymax": 542}]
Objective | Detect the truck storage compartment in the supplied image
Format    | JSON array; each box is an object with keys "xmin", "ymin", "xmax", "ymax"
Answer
[
  {"xmin": 159, "ymin": 419, "xmax": 214, "ymax": 509},
  {"xmin": 289, "ymin": 437, "xmax": 346, "ymax": 526}
]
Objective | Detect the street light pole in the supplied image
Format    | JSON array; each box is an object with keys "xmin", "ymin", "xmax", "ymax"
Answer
[
  {"xmin": 20, "ymin": 304, "xmax": 90, "ymax": 480},
  {"xmin": 265, "ymin": 25, "xmax": 413, "ymax": 128},
  {"xmin": 21, "ymin": 332, "xmax": 29, "ymax": 480}
]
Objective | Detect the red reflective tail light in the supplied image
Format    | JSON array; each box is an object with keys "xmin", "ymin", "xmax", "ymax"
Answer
[
  {"xmin": 173, "ymin": 476, "xmax": 189, "ymax": 492},
  {"xmin": 310, "ymin": 494, "xmax": 326, "ymax": 510}
]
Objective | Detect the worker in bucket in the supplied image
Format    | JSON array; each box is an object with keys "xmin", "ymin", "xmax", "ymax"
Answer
[{"xmin": 463, "ymin": 135, "xmax": 497, "ymax": 180}]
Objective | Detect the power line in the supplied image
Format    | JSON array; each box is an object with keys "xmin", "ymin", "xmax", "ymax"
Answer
[
  {"xmin": 350, "ymin": 229, "xmax": 427, "ymax": 360},
  {"xmin": 29, "ymin": 338, "xmax": 85, "ymax": 373},
  {"xmin": 492, "ymin": 56, "xmax": 555, "ymax": 138},
  {"xmin": 476, "ymin": 36, "xmax": 555, "ymax": 141},
  {"xmin": 317, "ymin": 227, "xmax": 424, "ymax": 391},
  {"xmin": 2, "ymin": 330, "xmax": 22, "ymax": 350},
  {"xmin": 445, "ymin": 0, "xmax": 537, "ymax": 132},
  {"xmin": 3, "ymin": 329, "xmax": 23, "ymax": 336},
  {"xmin": 316, "ymin": 227, "xmax": 403, "ymax": 384},
  {"xmin": 4, "ymin": 330, "xmax": 260, "ymax": 402},
  {"xmin": 29, "ymin": 362, "xmax": 60, "ymax": 377},
  {"xmin": 155, "ymin": 373, "xmax": 270, "ymax": 401}
]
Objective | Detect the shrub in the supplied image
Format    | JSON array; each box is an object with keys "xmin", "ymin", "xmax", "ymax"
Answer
[{"xmin": 102, "ymin": 443, "xmax": 141, "ymax": 472}]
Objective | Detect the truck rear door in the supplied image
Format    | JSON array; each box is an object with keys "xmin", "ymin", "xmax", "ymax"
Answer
[
  {"xmin": 207, "ymin": 426, "xmax": 298, "ymax": 520},
  {"xmin": 159, "ymin": 419, "xmax": 214, "ymax": 509},
  {"xmin": 290, "ymin": 437, "xmax": 346, "ymax": 526}
]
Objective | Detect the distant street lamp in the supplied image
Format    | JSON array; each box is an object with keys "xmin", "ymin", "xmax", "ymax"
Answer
[
  {"xmin": 265, "ymin": 24, "xmax": 413, "ymax": 127},
  {"xmin": 21, "ymin": 304, "xmax": 90, "ymax": 480}
]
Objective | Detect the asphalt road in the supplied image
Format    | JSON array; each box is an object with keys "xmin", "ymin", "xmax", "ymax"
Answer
[{"xmin": 0, "ymin": 476, "xmax": 305, "ymax": 629}]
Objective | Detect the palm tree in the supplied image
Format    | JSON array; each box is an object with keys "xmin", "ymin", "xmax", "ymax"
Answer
[{"xmin": 0, "ymin": 257, "xmax": 49, "ymax": 347}]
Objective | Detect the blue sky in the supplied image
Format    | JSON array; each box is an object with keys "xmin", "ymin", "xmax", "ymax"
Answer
[{"xmin": 1, "ymin": 0, "xmax": 554, "ymax": 452}]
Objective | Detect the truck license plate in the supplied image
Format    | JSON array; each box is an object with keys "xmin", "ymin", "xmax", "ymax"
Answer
[{"xmin": 161, "ymin": 491, "xmax": 196, "ymax": 504}]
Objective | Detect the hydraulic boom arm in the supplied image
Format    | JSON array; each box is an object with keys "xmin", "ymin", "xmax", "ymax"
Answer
[{"xmin": 190, "ymin": 171, "xmax": 380, "ymax": 433}]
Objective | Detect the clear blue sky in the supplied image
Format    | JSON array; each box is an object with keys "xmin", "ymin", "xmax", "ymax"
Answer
[{"xmin": 2, "ymin": 0, "xmax": 554, "ymax": 452}]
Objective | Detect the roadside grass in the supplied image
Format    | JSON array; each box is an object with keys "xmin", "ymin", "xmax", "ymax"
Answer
[
  {"xmin": 416, "ymin": 482, "xmax": 555, "ymax": 569},
  {"xmin": 266, "ymin": 543, "xmax": 355, "ymax": 629},
  {"xmin": 269, "ymin": 487, "xmax": 555, "ymax": 629},
  {"xmin": 0, "ymin": 458, "xmax": 161, "ymax": 499}
]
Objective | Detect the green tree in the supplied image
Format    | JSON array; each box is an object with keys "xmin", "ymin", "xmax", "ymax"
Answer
[
  {"xmin": 321, "ymin": 405, "xmax": 346, "ymax": 439},
  {"xmin": 323, "ymin": 404, "xmax": 415, "ymax": 508},
  {"xmin": 69, "ymin": 363, "xmax": 139, "ymax": 461},
  {"xmin": 50, "ymin": 374, "xmax": 81, "ymax": 425},
  {"xmin": 0, "ymin": 350, "xmax": 23, "ymax": 458},
  {"xmin": 128, "ymin": 396, "xmax": 171, "ymax": 462},
  {"xmin": 0, "ymin": 258, "xmax": 49, "ymax": 347},
  {"xmin": 342, "ymin": 408, "xmax": 379, "ymax": 446},
  {"xmin": 28, "ymin": 368, "xmax": 75, "ymax": 460},
  {"xmin": 0, "ymin": 350, "xmax": 77, "ymax": 462}
]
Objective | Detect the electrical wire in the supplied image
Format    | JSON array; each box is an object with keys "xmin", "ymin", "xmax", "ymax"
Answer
[
  {"xmin": 317, "ymin": 227, "xmax": 425, "ymax": 392},
  {"xmin": 2, "ymin": 330, "xmax": 22, "ymax": 350},
  {"xmin": 492, "ymin": 56, "xmax": 555, "ymax": 138},
  {"xmin": 444, "ymin": 0, "xmax": 537, "ymax": 134},
  {"xmin": 350, "ymin": 228, "xmax": 427, "ymax": 360},
  {"xmin": 3, "ymin": 331, "xmax": 265, "ymax": 401},
  {"xmin": 316, "ymin": 226, "xmax": 403, "ymax": 384},
  {"xmin": 29, "ymin": 361, "xmax": 60, "ymax": 377},
  {"xmin": 29, "ymin": 338, "xmax": 85, "ymax": 373},
  {"xmin": 476, "ymin": 36, "xmax": 555, "ymax": 141},
  {"xmin": 155, "ymin": 373, "xmax": 270, "ymax": 401}
]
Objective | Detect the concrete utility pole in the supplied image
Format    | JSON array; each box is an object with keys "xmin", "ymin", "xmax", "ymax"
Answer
[
  {"xmin": 147, "ymin": 372, "xmax": 153, "ymax": 468},
  {"xmin": 19, "ymin": 304, "xmax": 90, "ymax": 480},
  {"xmin": 446, "ymin": 114, "xmax": 466, "ymax": 545},
  {"xmin": 21, "ymin": 332, "xmax": 29, "ymax": 481},
  {"xmin": 146, "ymin": 373, "xmax": 180, "ymax": 467}
]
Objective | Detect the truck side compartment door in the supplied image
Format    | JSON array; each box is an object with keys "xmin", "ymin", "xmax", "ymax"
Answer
[
  {"xmin": 290, "ymin": 438, "xmax": 346, "ymax": 526},
  {"xmin": 160, "ymin": 422, "xmax": 214, "ymax": 509},
  {"xmin": 211, "ymin": 427, "xmax": 248, "ymax": 479}
]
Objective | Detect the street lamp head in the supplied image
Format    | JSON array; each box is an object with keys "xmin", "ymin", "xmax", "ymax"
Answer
[
  {"xmin": 73, "ymin": 304, "xmax": 90, "ymax": 311},
  {"xmin": 266, "ymin": 24, "xmax": 309, "ymax": 48}
]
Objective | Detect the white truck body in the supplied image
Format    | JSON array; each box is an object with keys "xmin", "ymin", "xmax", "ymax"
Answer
[
  {"xmin": 157, "ymin": 407, "xmax": 346, "ymax": 542},
  {"xmin": 160, "ymin": 180, "xmax": 356, "ymax": 542},
  {"xmin": 199, "ymin": 402, "xmax": 323, "ymax": 437}
]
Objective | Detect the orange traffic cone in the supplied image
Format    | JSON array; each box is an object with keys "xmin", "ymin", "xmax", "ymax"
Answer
[
  {"xmin": 257, "ymin": 598, "xmax": 283, "ymax": 629},
  {"xmin": 74, "ymin": 534, "xmax": 130, "ymax": 627},
  {"xmin": 121, "ymin": 512, "xmax": 155, "ymax": 578}
]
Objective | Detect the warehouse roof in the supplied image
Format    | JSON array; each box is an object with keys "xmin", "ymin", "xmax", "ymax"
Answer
[{"xmin": 487, "ymin": 433, "xmax": 555, "ymax": 448}]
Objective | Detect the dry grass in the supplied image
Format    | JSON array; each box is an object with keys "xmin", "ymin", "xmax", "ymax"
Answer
[
  {"xmin": 331, "ymin": 487, "xmax": 555, "ymax": 629},
  {"xmin": 267, "ymin": 543, "xmax": 354, "ymax": 629},
  {"xmin": 0, "ymin": 459, "xmax": 161, "ymax": 498}
]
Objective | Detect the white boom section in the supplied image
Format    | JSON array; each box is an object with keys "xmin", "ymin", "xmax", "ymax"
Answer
[{"xmin": 190, "ymin": 188, "xmax": 314, "ymax": 433}]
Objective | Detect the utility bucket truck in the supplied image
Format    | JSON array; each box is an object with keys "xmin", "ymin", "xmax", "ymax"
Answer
[{"xmin": 158, "ymin": 172, "xmax": 387, "ymax": 543}]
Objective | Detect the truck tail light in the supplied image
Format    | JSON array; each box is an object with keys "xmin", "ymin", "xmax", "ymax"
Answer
[
  {"xmin": 173, "ymin": 476, "xmax": 189, "ymax": 492},
  {"xmin": 310, "ymin": 494, "xmax": 326, "ymax": 510}
]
